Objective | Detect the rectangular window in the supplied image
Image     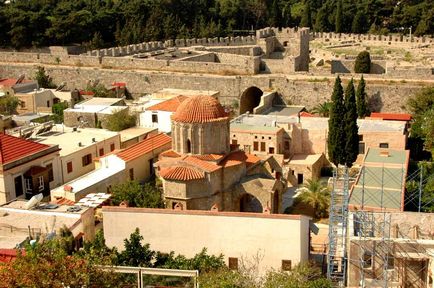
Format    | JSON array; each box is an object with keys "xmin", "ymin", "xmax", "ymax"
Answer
[
  {"xmin": 21, "ymin": 101, "xmax": 26, "ymax": 108},
  {"xmin": 379, "ymin": 143, "xmax": 389, "ymax": 148},
  {"xmin": 46, "ymin": 163, "xmax": 54, "ymax": 182},
  {"xmin": 363, "ymin": 252, "xmax": 372, "ymax": 269},
  {"xmin": 25, "ymin": 178, "xmax": 32, "ymax": 191},
  {"xmin": 358, "ymin": 142, "xmax": 366, "ymax": 154},
  {"xmin": 358, "ymin": 135, "xmax": 364, "ymax": 142},
  {"xmin": 253, "ymin": 141, "xmax": 258, "ymax": 151},
  {"xmin": 67, "ymin": 161, "xmax": 73, "ymax": 173},
  {"xmin": 281, "ymin": 260, "xmax": 292, "ymax": 271},
  {"xmin": 152, "ymin": 114, "xmax": 158, "ymax": 123},
  {"xmin": 260, "ymin": 142, "xmax": 266, "ymax": 152},
  {"xmin": 284, "ymin": 141, "xmax": 290, "ymax": 150},
  {"xmin": 82, "ymin": 154, "xmax": 92, "ymax": 167},
  {"xmin": 110, "ymin": 143, "xmax": 115, "ymax": 152},
  {"xmin": 47, "ymin": 100, "xmax": 50, "ymax": 107},
  {"xmin": 99, "ymin": 148, "xmax": 104, "ymax": 157},
  {"xmin": 232, "ymin": 139, "xmax": 238, "ymax": 146},
  {"xmin": 269, "ymin": 147, "xmax": 275, "ymax": 154},
  {"xmin": 38, "ymin": 176, "xmax": 44, "ymax": 191},
  {"xmin": 129, "ymin": 168, "xmax": 134, "ymax": 181},
  {"xmin": 228, "ymin": 257, "xmax": 238, "ymax": 270}
]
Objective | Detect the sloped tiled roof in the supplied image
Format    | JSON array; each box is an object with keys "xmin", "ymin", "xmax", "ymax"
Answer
[
  {"xmin": 116, "ymin": 133, "xmax": 171, "ymax": 162},
  {"xmin": 159, "ymin": 149, "xmax": 181, "ymax": 158},
  {"xmin": 0, "ymin": 134, "xmax": 55, "ymax": 165},
  {"xmin": 147, "ymin": 96, "xmax": 188, "ymax": 112},
  {"xmin": 191, "ymin": 154, "xmax": 224, "ymax": 162},
  {"xmin": 54, "ymin": 197, "xmax": 75, "ymax": 206},
  {"xmin": 172, "ymin": 95, "xmax": 228, "ymax": 123},
  {"xmin": 0, "ymin": 249, "xmax": 19, "ymax": 263},
  {"xmin": 160, "ymin": 166, "xmax": 205, "ymax": 181},
  {"xmin": 223, "ymin": 151, "xmax": 261, "ymax": 168},
  {"xmin": 370, "ymin": 112, "xmax": 412, "ymax": 121},
  {"xmin": 184, "ymin": 155, "xmax": 221, "ymax": 172}
]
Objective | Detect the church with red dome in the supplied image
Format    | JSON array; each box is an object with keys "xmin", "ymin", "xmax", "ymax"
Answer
[{"xmin": 156, "ymin": 95, "xmax": 286, "ymax": 213}]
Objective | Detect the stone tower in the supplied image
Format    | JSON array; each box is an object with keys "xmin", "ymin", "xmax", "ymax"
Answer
[{"xmin": 171, "ymin": 95, "xmax": 230, "ymax": 155}]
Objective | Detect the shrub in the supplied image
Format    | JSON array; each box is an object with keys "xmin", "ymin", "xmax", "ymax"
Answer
[
  {"xmin": 354, "ymin": 51, "xmax": 371, "ymax": 74},
  {"xmin": 105, "ymin": 109, "xmax": 136, "ymax": 131}
]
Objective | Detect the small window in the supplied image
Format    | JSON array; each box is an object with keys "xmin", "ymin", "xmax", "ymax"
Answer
[
  {"xmin": 254, "ymin": 136, "xmax": 258, "ymax": 139},
  {"xmin": 268, "ymin": 137, "xmax": 271, "ymax": 140},
  {"xmin": 386, "ymin": 255, "xmax": 394, "ymax": 270},
  {"xmin": 260, "ymin": 142, "xmax": 266, "ymax": 152},
  {"xmin": 99, "ymin": 148, "xmax": 104, "ymax": 156},
  {"xmin": 233, "ymin": 134, "xmax": 236, "ymax": 137},
  {"xmin": 110, "ymin": 143, "xmax": 115, "ymax": 152},
  {"xmin": 284, "ymin": 141, "xmax": 290, "ymax": 150},
  {"xmin": 253, "ymin": 141, "xmax": 259, "ymax": 151},
  {"xmin": 38, "ymin": 176, "xmax": 44, "ymax": 191},
  {"xmin": 358, "ymin": 135, "xmax": 364, "ymax": 142},
  {"xmin": 379, "ymin": 143, "xmax": 389, "ymax": 148},
  {"xmin": 262, "ymin": 136, "xmax": 264, "ymax": 139},
  {"xmin": 25, "ymin": 178, "xmax": 32, "ymax": 191},
  {"xmin": 47, "ymin": 100, "xmax": 50, "ymax": 107},
  {"xmin": 67, "ymin": 161, "xmax": 73, "ymax": 173},
  {"xmin": 152, "ymin": 113, "xmax": 158, "ymax": 123},
  {"xmin": 269, "ymin": 147, "xmax": 275, "ymax": 154},
  {"xmin": 129, "ymin": 168, "xmax": 134, "ymax": 181},
  {"xmin": 232, "ymin": 139, "xmax": 238, "ymax": 146},
  {"xmin": 363, "ymin": 252, "xmax": 372, "ymax": 269},
  {"xmin": 21, "ymin": 101, "xmax": 26, "ymax": 108},
  {"xmin": 46, "ymin": 163, "xmax": 54, "ymax": 182},
  {"xmin": 358, "ymin": 142, "xmax": 365, "ymax": 154},
  {"xmin": 281, "ymin": 260, "xmax": 292, "ymax": 271},
  {"xmin": 82, "ymin": 154, "xmax": 92, "ymax": 167},
  {"xmin": 228, "ymin": 257, "xmax": 238, "ymax": 270}
]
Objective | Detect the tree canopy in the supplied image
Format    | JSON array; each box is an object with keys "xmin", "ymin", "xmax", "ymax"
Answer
[{"xmin": 0, "ymin": 0, "xmax": 432, "ymax": 49}]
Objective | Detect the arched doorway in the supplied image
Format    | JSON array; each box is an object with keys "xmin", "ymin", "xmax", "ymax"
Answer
[
  {"xmin": 239, "ymin": 87, "xmax": 263, "ymax": 114},
  {"xmin": 239, "ymin": 193, "xmax": 263, "ymax": 213}
]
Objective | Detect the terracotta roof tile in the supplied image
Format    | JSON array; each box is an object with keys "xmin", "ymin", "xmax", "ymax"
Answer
[
  {"xmin": 183, "ymin": 156, "xmax": 221, "ymax": 172},
  {"xmin": 160, "ymin": 166, "xmax": 205, "ymax": 181},
  {"xmin": 0, "ymin": 249, "xmax": 19, "ymax": 263},
  {"xmin": 370, "ymin": 112, "xmax": 412, "ymax": 121},
  {"xmin": 172, "ymin": 95, "xmax": 228, "ymax": 123},
  {"xmin": 116, "ymin": 133, "xmax": 171, "ymax": 162},
  {"xmin": 300, "ymin": 111, "xmax": 316, "ymax": 117},
  {"xmin": 191, "ymin": 154, "xmax": 224, "ymax": 162},
  {"xmin": 0, "ymin": 134, "xmax": 56, "ymax": 165},
  {"xmin": 223, "ymin": 151, "xmax": 261, "ymax": 168},
  {"xmin": 160, "ymin": 149, "xmax": 181, "ymax": 158},
  {"xmin": 54, "ymin": 197, "xmax": 75, "ymax": 206},
  {"xmin": 147, "ymin": 96, "xmax": 189, "ymax": 112}
]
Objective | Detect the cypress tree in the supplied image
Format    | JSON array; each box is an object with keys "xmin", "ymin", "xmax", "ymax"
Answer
[
  {"xmin": 300, "ymin": 1, "xmax": 312, "ymax": 28},
  {"xmin": 352, "ymin": 10, "xmax": 367, "ymax": 34},
  {"xmin": 335, "ymin": 0, "xmax": 343, "ymax": 33},
  {"xmin": 328, "ymin": 76, "xmax": 346, "ymax": 166},
  {"xmin": 315, "ymin": 7, "xmax": 328, "ymax": 32},
  {"xmin": 356, "ymin": 76, "xmax": 368, "ymax": 118},
  {"xmin": 344, "ymin": 79, "xmax": 359, "ymax": 167}
]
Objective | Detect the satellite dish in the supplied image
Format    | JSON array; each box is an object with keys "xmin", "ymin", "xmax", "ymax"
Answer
[{"xmin": 24, "ymin": 193, "xmax": 43, "ymax": 210}]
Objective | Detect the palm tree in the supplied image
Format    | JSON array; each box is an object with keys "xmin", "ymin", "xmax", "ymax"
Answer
[
  {"xmin": 295, "ymin": 179, "xmax": 330, "ymax": 219},
  {"xmin": 311, "ymin": 102, "xmax": 332, "ymax": 117}
]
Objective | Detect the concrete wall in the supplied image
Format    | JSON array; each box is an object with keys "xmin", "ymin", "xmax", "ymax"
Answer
[
  {"xmin": 0, "ymin": 64, "xmax": 428, "ymax": 113},
  {"xmin": 103, "ymin": 207, "xmax": 310, "ymax": 274},
  {"xmin": 230, "ymin": 128, "xmax": 284, "ymax": 156},
  {"xmin": 139, "ymin": 110, "xmax": 173, "ymax": 133}
]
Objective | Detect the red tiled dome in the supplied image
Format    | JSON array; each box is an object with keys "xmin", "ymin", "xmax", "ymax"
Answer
[{"xmin": 172, "ymin": 95, "xmax": 228, "ymax": 123}]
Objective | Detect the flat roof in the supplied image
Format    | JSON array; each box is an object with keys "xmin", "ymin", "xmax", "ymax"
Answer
[
  {"xmin": 232, "ymin": 114, "xmax": 406, "ymax": 133},
  {"xmin": 12, "ymin": 113, "xmax": 48, "ymax": 123},
  {"xmin": 76, "ymin": 97, "xmax": 124, "ymax": 106},
  {"xmin": 119, "ymin": 127, "xmax": 157, "ymax": 142},
  {"xmin": 34, "ymin": 125, "xmax": 119, "ymax": 156},
  {"xmin": 230, "ymin": 123, "xmax": 282, "ymax": 133},
  {"xmin": 0, "ymin": 200, "xmax": 88, "ymax": 248},
  {"xmin": 263, "ymin": 105, "xmax": 305, "ymax": 116},
  {"xmin": 289, "ymin": 154, "xmax": 323, "ymax": 165},
  {"xmin": 365, "ymin": 148, "xmax": 408, "ymax": 164}
]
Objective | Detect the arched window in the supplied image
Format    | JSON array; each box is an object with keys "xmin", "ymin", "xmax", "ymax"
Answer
[{"xmin": 186, "ymin": 139, "xmax": 191, "ymax": 153}]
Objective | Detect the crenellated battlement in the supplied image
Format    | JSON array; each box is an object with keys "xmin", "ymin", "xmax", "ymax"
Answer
[{"xmin": 311, "ymin": 31, "xmax": 434, "ymax": 45}]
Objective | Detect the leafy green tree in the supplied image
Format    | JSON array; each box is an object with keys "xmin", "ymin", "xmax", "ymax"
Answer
[
  {"xmin": 105, "ymin": 109, "xmax": 137, "ymax": 132},
  {"xmin": 311, "ymin": 101, "xmax": 331, "ymax": 117},
  {"xmin": 51, "ymin": 101, "xmax": 68, "ymax": 123},
  {"xmin": 117, "ymin": 228, "xmax": 155, "ymax": 267},
  {"xmin": 407, "ymin": 87, "xmax": 434, "ymax": 144},
  {"xmin": 111, "ymin": 180, "xmax": 164, "ymax": 208},
  {"xmin": 34, "ymin": 66, "xmax": 56, "ymax": 88},
  {"xmin": 0, "ymin": 96, "xmax": 19, "ymax": 115},
  {"xmin": 343, "ymin": 79, "xmax": 359, "ymax": 167},
  {"xmin": 356, "ymin": 76, "xmax": 368, "ymax": 118},
  {"xmin": 300, "ymin": 1, "xmax": 312, "ymax": 28},
  {"xmin": 335, "ymin": 0, "xmax": 343, "ymax": 33},
  {"xmin": 294, "ymin": 179, "xmax": 330, "ymax": 219},
  {"xmin": 328, "ymin": 76, "xmax": 346, "ymax": 166},
  {"xmin": 314, "ymin": 7, "xmax": 328, "ymax": 32},
  {"xmin": 86, "ymin": 83, "xmax": 116, "ymax": 98},
  {"xmin": 354, "ymin": 51, "xmax": 371, "ymax": 74}
]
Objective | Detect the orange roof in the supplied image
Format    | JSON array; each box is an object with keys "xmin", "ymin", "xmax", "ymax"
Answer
[
  {"xmin": 370, "ymin": 112, "xmax": 412, "ymax": 121},
  {"xmin": 300, "ymin": 111, "xmax": 315, "ymax": 117},
  {"xmin": 54, "ymin": 197, "xmax": 75, "ymax": 206},
  {"xmin": 116, "ymin": 133, "xmax": 171, "ymax": 162},
  {"xmin": 0, "ymin": 134, "xmax": 56, "ymax": 165},
  {"xmin": 191, "ymin": 154, "xmax": 224, "ymax": 162},
  {"xmin": 223, "ymin": 151, "xmax": 261, "ymax": 168},
  {"xmin": 160, "ymin": 166, "xmax": 205, "ymax": 181},
  {"xmin": 0, "ymin": 249, "xmax": 20, "ymax": 263},
  {"xmin": 172, "ymin": 95, "xmax": 228, "ymax": 123},
  {"xmin": 184, "ymin": 156, "xmax": 221, "ymax": 172},
  {"xmin": 159, "ymin": 149, "xmax": 181, "ymax": 158},
  {"xmin": 147, "ymin": 96, "xmax": 188, "ymax": 112}
]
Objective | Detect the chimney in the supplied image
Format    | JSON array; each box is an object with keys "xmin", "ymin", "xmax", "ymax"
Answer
[{"xmin": 78, "ymin": 142, "xmax": 82, "ymax": 147}]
